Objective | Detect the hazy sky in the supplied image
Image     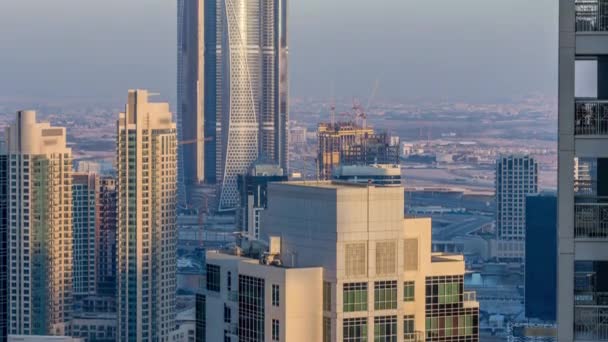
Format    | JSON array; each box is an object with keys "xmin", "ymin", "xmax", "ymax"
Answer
[{"xmin": 0, "ymin": 0, "xmax": 558, "ymax": 104}]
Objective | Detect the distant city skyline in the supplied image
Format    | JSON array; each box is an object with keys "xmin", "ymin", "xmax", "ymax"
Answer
[{"xmin": 0, "ymin": 0, "xmax": 557, "ymax": 104}]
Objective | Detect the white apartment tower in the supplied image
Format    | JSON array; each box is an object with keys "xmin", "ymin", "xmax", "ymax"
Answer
[
  {"xmin": 558, "ymin": 1, "xmax": 608, "ymax": 340},
  {"xmin": 3, "ymin": 111, "xmax": 73, "ymax": 335},
  {"xmin": 117, "ymin": 90, "xmax": 178, "ymax": 341},
  {"xmin": 198, "ymin": 182, "xmax": 479, "ymax": 341},
  {"xmin": 495, "ymin": 155, "xmax": 538, "ymax": 261}
]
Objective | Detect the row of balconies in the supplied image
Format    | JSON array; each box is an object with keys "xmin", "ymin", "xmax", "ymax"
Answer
[{"xmin": 576, "ymin": 0, "xmax": 608, "ymax": 32}]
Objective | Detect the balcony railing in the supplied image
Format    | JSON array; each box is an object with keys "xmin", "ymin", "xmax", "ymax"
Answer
[
  {"xmin": 404, "ymin": 331, "xmax": 425, "ymax": 342},
  {"xmin": 576, "ymin": 0, "xmax": 608, "ymax": 32},
  {"xmin": 576, "ymin": 292, "xmax": 608, "ymax": 305},
  {"xmin": 574, "ymin": 306, "xmax": 608, "ymax": 340},
  {"xmin": 575, "ymin": 179, "xmax": 597, "ymax": 196},
  {"xmin": 463, "ymin": 291, "xmax": 477, "ymax": 302},
  {"xmin": 575, "ymin": 100, "xmax": 608, "ymax": 135},
  {"xmin": 575, "ymin": 202, "xmax": 608, "ymax": 239}
]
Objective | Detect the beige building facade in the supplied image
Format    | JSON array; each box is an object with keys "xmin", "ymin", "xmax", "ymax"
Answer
[
  {"xmin": 116, "ymin": 90, "xmax": 178, "ymax": 341},
  {"xmin": 198, "ymin": 182, "xmax": 478, "ymax": 341},
  {"xmin": 3, "ymin": 111, "xmax": 73, "ymax": 336}
]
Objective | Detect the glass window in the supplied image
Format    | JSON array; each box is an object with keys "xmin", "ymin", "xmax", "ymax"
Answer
[
  {"xmin": 323, "ymin": 282, "xmax": 332, "ymax": 311},
  {"xmin": 374, "ymin": 281, "xmax": 397, "ymax": 310},
  {"xmin": 272, "ymin": 319, "xmax": 280, "ymax": 341},
  {"xmin": 223, "ymin": 305, "xmax": 231, "ymax": 323},
  {"xmin": 374, "ymin": 316, "xmax": 397, "ymax": 342},
  {"xmin": 206, "ymin": 264, "xmax": 220, "ymax": 292},
  {"xmin": 343, "ymin": 283, "xmax": 368, "ymax": 312},
  {"xmin": 323, "ymin": 317, "xmax": 332, "ymax": 342},
  {"xmin": 403, "ymin": 281, "xmax": 415, "ymax": 302},
  {"xmin": 272, "ymin": 284, "xmax": 280, "ymax": 307},
  {"xmin": 403, "ymin": 315, "xmax": 415, "ymax": 341},
  {"xmin": 343, "ymin": 318, "xmax": 367, "ymax": 342},
  {"xmin": 438, "ymin": 282, "xmax": 460, "ymax": 304}
]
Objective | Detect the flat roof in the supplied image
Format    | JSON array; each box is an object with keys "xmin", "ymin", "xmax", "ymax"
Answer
[{"xmin": 270, "ymin": 180, "xmax": 401, "ymax": 190}]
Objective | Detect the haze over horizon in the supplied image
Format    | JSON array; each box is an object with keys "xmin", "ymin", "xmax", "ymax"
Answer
[{"xmin": 0, "ymin": 0, "xmax": 558, "ymax": 104}]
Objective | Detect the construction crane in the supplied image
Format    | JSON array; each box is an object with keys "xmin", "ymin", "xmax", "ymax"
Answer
[
  {"xmin": 352, "ymin": 98, "xmax": 367, "ymax": 128},
  {"xmin": 178, "ymin": 136, "xmax": 214, "ymax": 145}
]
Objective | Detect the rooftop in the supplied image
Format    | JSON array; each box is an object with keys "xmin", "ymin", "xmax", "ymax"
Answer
[{"xmin": 270, "ymin": 180, "xmax": 401, "ymax": 190}]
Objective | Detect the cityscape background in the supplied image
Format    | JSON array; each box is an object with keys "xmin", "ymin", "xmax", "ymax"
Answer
[{"xmin": 0, "ymin": 0, "xmax": 574, "ymax": 341}]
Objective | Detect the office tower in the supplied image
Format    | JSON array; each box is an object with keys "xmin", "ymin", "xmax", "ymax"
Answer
[
  {"xmin": 3, "ymin": 111, "xmax": 73, "ymax": 335},
  {"xmin": 97, "ymin": 176, "xmax": 117, "ymax": 297},
  {"xmin": 237, "ymin": 161, "xmax": 287, "ymax": 240},
  {"xmin": 525, "ymin": 192, "xmax": 557, "ymax": 322},
  {"xmin": 559, "ymin": 1, "xmax": 608, "ymax": 340},
  {"xmin": 177, "ymin": 0, "xmax": 204, "ymax": 205},
  {"xmin": 198, "ymin": 182, "xmax": 479, "ymax": 341},
  {"xmin": 332, "ymin": 164, "xmax": 402, "ymax": 186},
  {"xmin": 72, "ymin": 173, "xmax": 98, "ymax": 302},
  {"xmin": 202, "ymin": 0, "xmax": 289, "ymax": 211},
  {"xmin": 0, "ymin": 152, "xmax": 7, "ymax": 342},
  {"xmin": 116, "ymin": 90, "xmax": 177, "ymax": 341},
  {"xmin": 495, "ymin": 155, "xmax": 538, "ymax": 261}
]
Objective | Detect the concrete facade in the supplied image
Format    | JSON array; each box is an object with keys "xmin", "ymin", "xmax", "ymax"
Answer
[
  {"xmin": 3, "ymin": 111, "xmax": 73, "ymax": 336},
  {"xmin": 116, "ymin": 90, "xmax": 178, "ymax": 341},
  {"xmin": 199, "ymin": 182, "xmax": 479, "ymax": 341},
  {"xmin": 558, "ymin": 1, "xmax": 608, "ymax": 341}
]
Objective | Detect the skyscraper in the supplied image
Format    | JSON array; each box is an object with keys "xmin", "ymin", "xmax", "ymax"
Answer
[
  {"xmin": 0, "ymin": 150, "xmax": 8, "ymax": 342},
  {"xmin": 72, "ymin": 173, "xmax": 98, "ymax": 303},
  {"xmin": 198, "ymin": 0, "xmax": 289, "ymax": 211},
  {"xmin": 97, "ymin": 176, "xmax": 117, "ymax": 298},
  {"xmin": 558, "ymin": 1, "xmax": 608, "ymax": 340},
  {"xmin": 116, "ymin": 90, "xmax": 177, "ymax": 341},
  {"xmin": 495, "ymin": 155, "xmax": 538, "ymax": 261},
  {"xmin": 236, "ymin": 161, "xmax": 287, "ymax": 240},
  {"xmin": 3, "ymin": 111, "xmax": 73, "ymax": 336},
  {"xmin": 177, "ymin": 0, "xmax": 204, "ymax": 205},
  {"xmin": 198, "ymin": 182, "xmax": 479, "ymax": 341}
]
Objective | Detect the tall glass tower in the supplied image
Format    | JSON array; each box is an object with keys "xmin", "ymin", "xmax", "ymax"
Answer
[
  {"xmin": 178, "ymin": 0, "xmax": 289, "ymax": 211},
  {"xmin": 117, "ymin": 90, "xmax": 177, "ymax": 341},
  {"xmin": 177, "ymin": 0, "xmax": 204, "ymax": 206}
]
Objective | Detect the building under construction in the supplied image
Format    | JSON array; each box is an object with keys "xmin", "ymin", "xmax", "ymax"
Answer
[{"xmin": 317, "ymin": 122, "xmax": 399, "ymax": 180}]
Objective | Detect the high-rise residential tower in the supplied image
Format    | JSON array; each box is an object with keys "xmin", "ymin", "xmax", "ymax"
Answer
[
  {"xmin": 558, "ymin": 1, "xmax": 608, "ymax": 340},
  {"xmin": 116, "ymin": 90, "xmax": 177, "ymax": 341},
  {"xmin": 199, "ymin": 0, "xmax": 289, "ymax": 211},
  {"xmin": 198, "ymin": 182, "xmax": 479, "ymax": 341},
  {"xmin": 3, "ymin": 111, "xmax": 73, "ymax": 336},
  {"xmin": 72, "ymin": 173, "xmax": 98, "ymax": 303},
  {"xmin": 177, "ymin": 0, "xmax": 204, "ymax": 205},
  {"xmin": 97, "ymin": 176, "xmax": 117, "ymax": 298},
  {"xmin": 0, "ymin": 150, "xmax": 8, "ymax": 341},
  {"xmin": 495, "ymin": 155, "xmax": 538, "ymax": 261}
]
